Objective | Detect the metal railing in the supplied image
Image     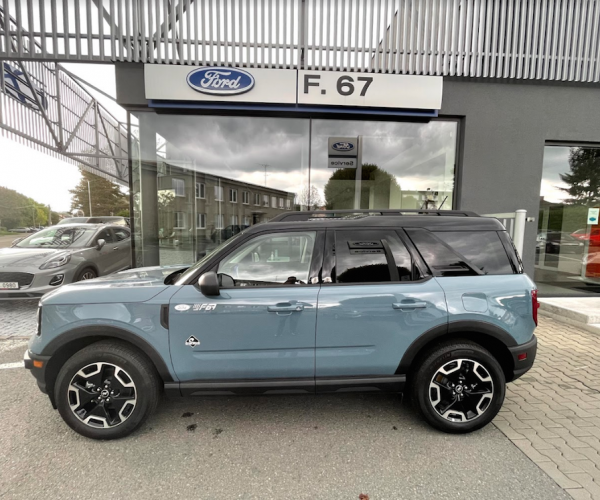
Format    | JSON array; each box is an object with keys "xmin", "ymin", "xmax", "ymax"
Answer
[
  {"xmin": 1, "ymin": 1, "xmax": 600, "ymax": 83},
  {"xmin": 0, "ymin": 59, "xmax": 128, "ymax": 184},
  {"xmin": 484, "ymin": 209, "xmax": 527, "ymax": 257}
]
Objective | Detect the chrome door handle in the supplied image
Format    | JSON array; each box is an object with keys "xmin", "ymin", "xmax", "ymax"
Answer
[
  {"xmin": 267, "ymin": 304, "xmax": 304, "ymax": 312},
  {"xmin": 113, "ymin": 247, "xmax": 119, "ymax": 251},
  {"xmin": 393, "ymin": 302, "xmax": 427, "ymax": 310}
]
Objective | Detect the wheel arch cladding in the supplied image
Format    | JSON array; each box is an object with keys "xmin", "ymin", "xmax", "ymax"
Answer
[
  {"xmin": 42, "ymin": 326, "xmax": 174, "ymax": 408},
  {"xmin": 397, "ymin": 321, "xmax": 517, "ymax": 382}
]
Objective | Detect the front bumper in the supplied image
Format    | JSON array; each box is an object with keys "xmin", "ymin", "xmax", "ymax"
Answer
[
  {"xmin": 24, "ymin": 349, "xmax": 52, "ymax": 396},
  {"xmin": 0, "ymin": 266, "xmax": 79, "ymax": 299},
  {"xmin": 508, "ymin": 334, "xmax": 537, "ymax": 381}
]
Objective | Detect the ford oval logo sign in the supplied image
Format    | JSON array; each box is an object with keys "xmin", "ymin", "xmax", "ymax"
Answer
[
  {"xmin": 187, "ymin": 67, "xmax": 255, "ymax": 96},
  {"xmin": 332, "ymin": 141, "xmax": 355, "ymax": 152}
]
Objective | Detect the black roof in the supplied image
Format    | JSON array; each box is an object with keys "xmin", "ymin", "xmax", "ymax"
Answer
[{"xmin": 244, "ymin": 210, "xmax": 506, "ymax": 234}]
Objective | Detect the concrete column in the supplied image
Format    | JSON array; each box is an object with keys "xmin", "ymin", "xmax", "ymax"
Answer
[{"xmin": 138, "ymin": 116, "xmax": 160, "ymax": 267}]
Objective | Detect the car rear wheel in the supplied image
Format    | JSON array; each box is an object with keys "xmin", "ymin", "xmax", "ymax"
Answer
[
  {"xmin": 55, "ymin": 340, "xmax": 160, "ymax": 440},
  {"xmin": 411, "ymin": 340, "xmax": 505, "ymax": 433},
  {"xmin": 75, "ymin": 267, "xmax": 97, "ymax": 281}
]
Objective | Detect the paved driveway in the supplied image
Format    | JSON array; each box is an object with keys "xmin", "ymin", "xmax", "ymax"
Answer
[{"xmin": 0, "ymin": 338, "xmax": 567, "ymax": 500}]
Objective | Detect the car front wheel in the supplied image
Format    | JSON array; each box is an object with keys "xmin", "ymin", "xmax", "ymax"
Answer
[
  {"xmin": 411, "ymin": 340, "xmax": 506, "ymax": 433},
  {"xmin": 55, "ymin": 340, "xmax": 160, "ymax": 440}
]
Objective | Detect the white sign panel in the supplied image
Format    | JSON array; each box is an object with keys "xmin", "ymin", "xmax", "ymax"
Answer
[
  {"xmin": 298, "ymin": 71, "xmax": 443, "ymax": 109},
  {"xmin": 329, "ymin": 158, "xmax": 358, "ymax": 169},
  {"xmin": 588, "ymin": 208, "xmax": 599, "ymax": 225},
  {"xmin": 145, "ymin": 64, "xmax": 297, "ymax": 104}
]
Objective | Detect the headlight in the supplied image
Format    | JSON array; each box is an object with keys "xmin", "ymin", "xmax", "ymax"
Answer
[
  {"xmin": 36, "ymin": 305, "xmax": 42, "ymax": 336},
  {"xmin": 39, "ymin": 254, "xmax": 71, "ymax": 270}
]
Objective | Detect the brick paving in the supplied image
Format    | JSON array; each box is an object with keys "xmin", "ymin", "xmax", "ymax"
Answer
[
  {"xmin": 0, "ymin": 300, "xmax": 38, "ymax": 339},
  {"xmin": 494, "ymin": 315, "xmax": 600, "ymax": 500},
  {"xmin": 2, "ymin": 300, "xmax": 600, "ymax": 497}
]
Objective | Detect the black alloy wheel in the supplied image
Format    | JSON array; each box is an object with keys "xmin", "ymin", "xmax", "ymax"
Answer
[
  {"xmin": 55, "ymin": 340, "xmax": 160, "ymax": 440},
  {"xmin": 411, "ymin": 340, "xmax": 506, "ymax": 433}
]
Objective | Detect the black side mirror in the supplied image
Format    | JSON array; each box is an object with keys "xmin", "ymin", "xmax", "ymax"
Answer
[
  {"xmin": 96, "ymin": 239, "xmax": 106, "ymax": 250},
  {"xmin": 198, "ymin": 271, "xmax": 220, "ymax": 296}
]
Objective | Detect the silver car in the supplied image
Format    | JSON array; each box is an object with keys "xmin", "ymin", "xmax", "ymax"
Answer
[{"xmin": 0, "ymin": 224, "xmax": 131, "ymax": 299}]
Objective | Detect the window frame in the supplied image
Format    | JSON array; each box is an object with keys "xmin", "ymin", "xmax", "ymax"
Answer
[
  {"xmin": 214, "ymin": 213, "xmax": 224, "ymax": 229},
  {"xmin": 242, "ymin": 191, "xmax": 250, "ymax": 205},
  {"xmin": 172, "ymin": 178, "xmax": 185, "ymax": 197},
  {"xmin": 230, "ymin": 189, "xmax": 238, "ymax": 203},
  {"xmin": 214, "ymin": 185, "xmax": 224, "ymax": 202},
  {"xmin": 184, "ymin": 228, "xmax": 326, "ymax": 288},
  {"xmin": 321, "ymin": 227, "xmax": 431, "ymax": 286},
  {"xmin": 254, "ymin": 193, "xmax": 261, "ymax": 206},
  {"xmin": 262, "ymin": 195, "xmax": 269, "ymax": 207},
  {"xmin": 195, "ymin": 182, "xmax": 205, "ymax": 199},
  {"xmin": 174, "ymin": 211, "xmax": 186, "ymax": 229},
  {"xmin": 197, "ymin": 213, "xmax": 206, "ymax": 229}
]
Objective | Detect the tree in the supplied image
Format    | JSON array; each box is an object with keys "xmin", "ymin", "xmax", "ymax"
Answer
[
  {"xmin": 296, "ymin": 185, "xmax": 323, "ymax": 210},
  {"xmin": 0, "ymin": 186, "xmax": 50, "ymax": 229},
  {"xmin": 323, "ymin": 164, "xmax": 401, "ymax": 209},
  {"xmin": 70, "ymin": 168, "xmax": 129, "ymax": 216},
  {"xmin": 559, "ymin": 148, "xmax": 600, "ymax": 206}
]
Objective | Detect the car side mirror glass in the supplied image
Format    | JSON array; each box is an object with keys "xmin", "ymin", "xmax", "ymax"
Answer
[
  {"xmin": 96, "ymin": 238, "xmax": 106, "ymax": 250},
  {"xmin": 218, "ymin": 273, "xmax": 235, "ymax": 288},
  {"xmin": 198, "ymin": 271, "xmax": 220, "ymax": 296}
]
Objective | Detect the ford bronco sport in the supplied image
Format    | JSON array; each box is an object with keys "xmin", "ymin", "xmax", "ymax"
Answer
[{"xmin": 25, "ymin": 209, "xmax": 538, "ymax": 440}]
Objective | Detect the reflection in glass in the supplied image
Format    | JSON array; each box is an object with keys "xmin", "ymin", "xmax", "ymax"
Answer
[
  {"xmin": 536, "ymin": 146, "xmax": 600, "ymax": 296},
  {"xmin": 131, "ymin": 112, "xmax": 458, "ymax": 268},
  {"xmin": 311, "ymin": 120, "xmax": 456, "ymax": 211}
]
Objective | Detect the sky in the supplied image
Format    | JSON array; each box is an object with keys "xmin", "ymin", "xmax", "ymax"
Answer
[
  {"xmin": 0, "ymin": 63, "xmax": 122, "ymax": 212},
  {"xmin": 540, "ymin": 146, "xmax": 571, "ymax": 204}
]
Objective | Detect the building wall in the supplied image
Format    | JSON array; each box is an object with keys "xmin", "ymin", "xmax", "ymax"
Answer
[
  {"xmin": 440, "ymin": 79, "xmax": 600, "ymax": 273},
  {"xmin": 116, "ymin": 63, "xmax": 600, "ymax": 274}
]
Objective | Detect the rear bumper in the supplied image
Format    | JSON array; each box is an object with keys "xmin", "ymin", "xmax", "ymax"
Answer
[
  {"xmin": 24, "ymin": 349, "xmax": 51, "ymax": 395},
  {"xmin": 508, "ymin": 334, "xmax": 537, "ymax": 381}
]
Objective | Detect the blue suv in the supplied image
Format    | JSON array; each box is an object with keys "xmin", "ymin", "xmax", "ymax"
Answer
[{"xmin": 25, "ymin": 210, "xmax": 538, "ymax": 439}]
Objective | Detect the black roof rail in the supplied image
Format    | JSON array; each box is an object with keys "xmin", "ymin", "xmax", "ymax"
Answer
[{"xmin": 269, "ymin": 209, "xmax": 480, "ymax": 222}]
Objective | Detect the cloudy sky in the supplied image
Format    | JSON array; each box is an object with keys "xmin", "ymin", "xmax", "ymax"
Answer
[
  {"xmin": 0, "ymin": 63, "xmax": 122, "ymax": 212},
  {"xmin": 144, "ymin": 112, "xmax": 457, "ymax": 200},
  {"xmin": 540, "ymin": 146, "xmax": 571, "ymax": 204}
]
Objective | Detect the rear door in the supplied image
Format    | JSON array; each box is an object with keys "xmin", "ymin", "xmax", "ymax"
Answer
[{"xmin": 315, "ymin": 228, "xmax": 448, "ymax": 388}]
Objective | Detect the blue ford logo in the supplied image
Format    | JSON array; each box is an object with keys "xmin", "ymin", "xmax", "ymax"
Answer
[
  {"xmin": 332, "ymin": 142, "xmax": 355, "ymax": 152},
  {"xmin": 187, "ymin": 67, "xmax": 255, "ymax": 96}
]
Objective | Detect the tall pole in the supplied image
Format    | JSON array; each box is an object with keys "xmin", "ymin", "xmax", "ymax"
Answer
[
  {"xmin": 354, "ymin": 136, "xmax": 362, "ymax": 210},
  {"xmin": 87, "ymin": 180, "xmax": 93, "ymax": 216}
]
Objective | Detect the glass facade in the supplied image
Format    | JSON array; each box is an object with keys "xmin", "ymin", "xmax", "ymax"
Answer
[
  {"xmin": 131, "ymin": 113, "xmax": 457, "ymax": 267},
  {"xmin": 536, "ymin": 145, "xmax": 600, "ymax": 296}
]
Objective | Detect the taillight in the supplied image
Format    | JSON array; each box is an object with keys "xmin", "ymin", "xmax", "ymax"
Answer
[{"xmin": 531, "ymin": 289, "xmax": 540, "ymax": 326}]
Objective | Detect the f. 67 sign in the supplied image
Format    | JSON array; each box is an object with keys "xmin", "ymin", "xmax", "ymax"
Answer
[{"xmin": 297, "ymin": 70, "xmax": 442, "ymax": 110}]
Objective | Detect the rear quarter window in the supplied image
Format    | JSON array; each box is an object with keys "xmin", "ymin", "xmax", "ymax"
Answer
[{"xmin": 433, "ymin": 231, "xmax": 514, "ymax": 275}]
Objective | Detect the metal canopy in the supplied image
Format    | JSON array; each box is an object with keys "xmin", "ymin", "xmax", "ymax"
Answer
[
  {"xmin": 0, "ymin": 1, "xmax": 128, "ymax": 185},
  {"xmin": 0, "ymin": 0, "xmax": 599, "ymax": 83}
]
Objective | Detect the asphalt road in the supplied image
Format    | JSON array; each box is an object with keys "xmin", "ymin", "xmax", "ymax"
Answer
[
  {"xmin": 0, "ymin": 234, "xmax": 17, "ymax": 249},
  {"xmin": 0, "ymin": 341, "xmax": 568, "ymax": 500}
]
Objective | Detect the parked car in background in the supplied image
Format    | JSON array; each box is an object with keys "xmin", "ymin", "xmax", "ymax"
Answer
[
  {"xmin": 0, "ymin": 223, "xmax": 131, "ymax": 298},
  {"xmin": 58, "ymin": 216, "xmax": 129, "ymax": 226},
  {"xmin": 9, "ymin": 227, "xmax": 35, "ymax": 233},
  {"xmin": 537, "ymin": 231, "xmax": 585, "ymax": 254},
  {"xmin": 571, "ymin": 227, "xmax": 600, "ymax": 244}
]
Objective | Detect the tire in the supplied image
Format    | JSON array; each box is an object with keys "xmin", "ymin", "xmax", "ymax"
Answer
[
  {"xmin": 55, "ymin": 340, "xmax": 161, "ymax": 440},
  {"xmin": 411, "ymin": 340, "xmax": 505, "ymax": 434},
  {"xmin": 75, "ymin": 267, "xmax": 97, "ymax": 281}
]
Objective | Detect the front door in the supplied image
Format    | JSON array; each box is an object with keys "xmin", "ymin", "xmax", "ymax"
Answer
[
  {"xmin": 315, "ymin": 228, "xmax": 448, "ymax": 382},
  {"xmin": 169, "ymin": 230, "xmax": 323, "ymax": 385}
]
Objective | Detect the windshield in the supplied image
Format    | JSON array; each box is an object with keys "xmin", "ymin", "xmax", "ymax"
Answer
[
  {"xmin": 16, "ymin": 226, "xmax": 96, "ymax": 249},
  {"xmin": 57, "ymin": 218, "xmax": 88, "ymax": 225},
  {"xmin": 175, "ymin": 232, "xmax": 244, "ymax": 285}
]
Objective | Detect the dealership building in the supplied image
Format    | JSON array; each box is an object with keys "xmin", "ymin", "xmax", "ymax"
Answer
[{"xmin": 2, "ymin": 1, "xmax": 600, "ymax": 296}]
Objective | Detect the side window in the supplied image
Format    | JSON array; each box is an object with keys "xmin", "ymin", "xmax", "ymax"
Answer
[
  {"xmin": 96, "ymin": 228, "xmax": 115, "ymax": 244},
  {"xmin": 114, "ymin": 228, "xmax": 130, "ymax": 241},
  {"xmin": 217, "ymin": 231, "xmax": 317, "ymax": 286},
  {"xmin": 433, "ymin": 231, "xmax": 514, "ymax": 275},
  {"xmin": 334, "ymin": 229, "xmax": 412, "ymax": 283}
]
